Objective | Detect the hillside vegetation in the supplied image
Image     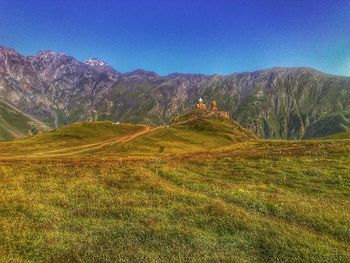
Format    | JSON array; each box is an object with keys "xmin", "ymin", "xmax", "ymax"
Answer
[
  {"xmin": 0, "ymin": 100, "xmax": 48, "ymax": 140},
  {"xmin": 321, "ymin": 130, "xmax": 350, "ymax": 140},
  {"xmin": 303, "ymin": 113, "xmax": 350, "ymax": 139},
  {"xmin": 0, "ymin": 121, "xmax": 145, "ymax": 157},
  {"xmin": 0, "ymin": 112, "xmax": 349, "ymax": 262},
  {"xmin": 92, "ymin": 110, "xmax": 257, "ymax": 157},
  {"xmin": 0, "ymin": 110, "xmax": 256, "ymax": 157}
]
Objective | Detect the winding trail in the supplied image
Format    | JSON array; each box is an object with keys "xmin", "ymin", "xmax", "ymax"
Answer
[{"xmin": 26, "ymin": 126, "xmax": 160, "ymax": 158}]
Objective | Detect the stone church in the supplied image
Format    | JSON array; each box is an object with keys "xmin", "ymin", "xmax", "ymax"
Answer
[{"xmin": 196, "ymin": 98, "xmax": 229, "ymax": 118}]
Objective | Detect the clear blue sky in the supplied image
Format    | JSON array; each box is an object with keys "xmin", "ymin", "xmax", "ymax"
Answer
[{"xmin": 0, "ymin": 0, "xmax": 349, "ymax": 76}]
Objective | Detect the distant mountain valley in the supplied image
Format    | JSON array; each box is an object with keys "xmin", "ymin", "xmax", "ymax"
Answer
[{"xmin": 0, "ymin": 46, "xmax": 350, "ymax": 140}]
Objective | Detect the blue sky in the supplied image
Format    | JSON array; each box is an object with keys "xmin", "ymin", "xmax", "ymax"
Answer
[{"xmin": 0, "ymin": 0, "xmax": 349, "ymax": 76}]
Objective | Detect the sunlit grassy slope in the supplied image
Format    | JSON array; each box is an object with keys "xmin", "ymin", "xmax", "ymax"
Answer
[
  {"xmin": 321, "ymin": 130, "xmax": 350, "ymax": 140},
  {"xmin": 0, "ymin": 121, "xmax": 145, "ymax": 156},
  {"xmin": 0, "ymin": 100, "xmax": 48, "ymax": 140},
  {"xmin": 91, "ymin": 110, "xmax": 257, "ymax": 157},
  {"xmin": 0, "ymin": 110, "xmax": 349, "ymax": 262},
  {"xmin": 0, "ymin": 110, "xmax": 256, "ymax": 157}
]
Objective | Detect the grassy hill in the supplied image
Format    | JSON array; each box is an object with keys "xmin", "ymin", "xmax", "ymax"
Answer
[
  {"xmin": 310, "ymin": 126, "xmax": 350, "ymax": 140},
  {"xmin": 0, "ymin": 121, "xmax": 145, "ymax": 157},
  {"xmin": 0, "ymin": 111, "xmax": 349, "ymax": 262},
  {"xmin": 91, "ymin": 110, "xmax": 257, "ymax": 157},
  {"xmin": 0, "ymin": 110, "xmax": 256, "ymax": 157},
  {"xmin": 324, "ymin": 131, "xmax": 350, "ymax": 140},
  {"xmin": 0, "ymin": 100, "xmax": 48, "ymax": 140},
  {"xmin": 321, "ymin": 130, "xmax": 350, "ymax": 140}
]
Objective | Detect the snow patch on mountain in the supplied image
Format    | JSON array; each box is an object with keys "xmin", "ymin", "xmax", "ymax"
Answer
[{"xmin": 85, "ymin": 58, "xmax": 106, "ymax": 67}]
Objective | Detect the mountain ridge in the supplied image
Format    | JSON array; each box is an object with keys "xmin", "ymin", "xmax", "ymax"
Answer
[
  {"xmin": 1, "ymin": 46, "xmax": 350, "ymax": 140},
  {"xmin": 2, "ymin": 46, "xmax": 347, "ymax": 78}
]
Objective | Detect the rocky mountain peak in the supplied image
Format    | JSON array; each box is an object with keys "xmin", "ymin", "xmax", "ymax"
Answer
[
  {"xmin": 84, "ymin": 58, "xmax": 119, "ymax": 75},
  {"xmin": 36, "ymin": 50, "xmax": 62, "ymax": 57},
  {"xmin": 29, "ymin": 51, "xmax": 76, "ymax": 70},
  {"xmin": 124, "ymin": 69, "xmax": 159, "ymax": 79},
  {"xmin": 0, "ymin": 46, "xmax": 22, "ymax": 58},
  {"xmin": 85, "ymin": 58, "xmax": 107, "ymax": 67},
  {"xmin": 34, "ymin": 50, "xmax": 75, "ymax": 62}
]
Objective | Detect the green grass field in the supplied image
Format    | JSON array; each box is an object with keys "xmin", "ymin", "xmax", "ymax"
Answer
[{"xmin": 0, "ymin": 111, "xmax": 349, "ymax": 262}]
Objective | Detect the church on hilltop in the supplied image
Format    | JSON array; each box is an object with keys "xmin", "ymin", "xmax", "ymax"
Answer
[{"xmin": 196, "ymin": 98, "xmax": 229, "ymax": 118}]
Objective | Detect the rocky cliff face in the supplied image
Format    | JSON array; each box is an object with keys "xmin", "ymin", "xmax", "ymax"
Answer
[{"xmin": 1, "ymin": 46, "xmax": 349, "ymax": 139}]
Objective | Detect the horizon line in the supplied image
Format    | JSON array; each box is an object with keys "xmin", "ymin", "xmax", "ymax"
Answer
[{"xmin": 1, "ymin": 45, "xmax": 349, "ymax": 78}]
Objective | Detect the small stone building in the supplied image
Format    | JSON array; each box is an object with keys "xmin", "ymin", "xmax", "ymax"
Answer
[
  {"xmin": 196, "ymin": 98, "xmax": 229, "ymax": 118},
  {"xmin": 211, "ymin": 100, "xmax": 217, "ymax": 112},
  {"xmin": 196, "ymin": 98, "xmax": 207, "ymax": 110}
]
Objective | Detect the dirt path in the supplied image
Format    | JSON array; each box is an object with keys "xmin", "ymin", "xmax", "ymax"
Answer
[{"xmin": 28, "ymin": 126, "xmax": 160, "ymax": 157}]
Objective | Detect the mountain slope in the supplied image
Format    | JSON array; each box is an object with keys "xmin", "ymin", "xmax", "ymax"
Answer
[
  {"xmin": 319, "ymin": 130, "xmax": 350, "ymax": 140},
  {"xmin": 302, "ymin": 113, "xmax": 350, "ymax": 139},
  {"xmin": 0, "ymin": 100, "xmax": 48, "ymax": 140},
  {"xmin": 1, "ymin": 46, "xmax": 350, "ymax": 139}
]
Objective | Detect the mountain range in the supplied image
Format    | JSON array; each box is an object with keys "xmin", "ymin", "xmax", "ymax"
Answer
[{"xmin": 1, "ymin": 46, "xmax": 349, "ymax": 140}]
